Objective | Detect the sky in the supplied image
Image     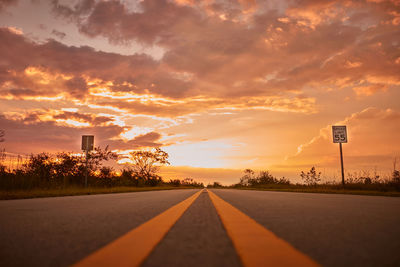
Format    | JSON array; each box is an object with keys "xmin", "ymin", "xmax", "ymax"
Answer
[{"xmin": 0, "ymin": 0, "xmax": 399, "ymax": 185}]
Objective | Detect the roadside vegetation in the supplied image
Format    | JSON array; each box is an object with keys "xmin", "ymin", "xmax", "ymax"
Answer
[
  {"xmin": 0, "ymin": 186, "xmax": 199, "ymax": 200},
  {"xmin": 2, "ymin": 127, "xmax": 399, "ymax": 198},
  {"xmin": 211, "ymin": 164, "xmax": 400, "ymax": 196},
  {"xmin": 0, "ymin": 137, "xmax": 203, "ymax": 199}
]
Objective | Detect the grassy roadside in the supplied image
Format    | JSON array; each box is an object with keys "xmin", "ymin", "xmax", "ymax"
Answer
[
  {"xmin": 231, "ymin": 186, "xmax": 400, "ymax": 197},
  {"xmin": 0, "ymin": 186, "xmax": 199, "ymax": 200}
]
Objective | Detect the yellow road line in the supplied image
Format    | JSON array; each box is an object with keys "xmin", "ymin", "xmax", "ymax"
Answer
[
  {"xmin": 74, "ymin": 189, "xmax": 203, "ymax": 267},
  {"xmin": 208, "ymin": 190, "xmax": 319, "ymax": 267}
]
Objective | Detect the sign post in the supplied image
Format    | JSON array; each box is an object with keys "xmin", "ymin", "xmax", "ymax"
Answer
[
  {"xmin": 332, "ymin": 126, "xmax": 347, "ymax": 186},
  {"xmin": 81, "ymin": 135, "xmax": 94, "ymax": 187}
]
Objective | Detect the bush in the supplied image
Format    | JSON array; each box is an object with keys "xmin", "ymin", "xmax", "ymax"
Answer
[
  {"xmin": 239, "ymin": 169, "xmax": 290, "ymax": 187},
  {"xmin": 300, "ymin": 167, "xmax": 321, "ymax": 186}
]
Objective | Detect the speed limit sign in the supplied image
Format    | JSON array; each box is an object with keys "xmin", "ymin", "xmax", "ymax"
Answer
[
  {"xmin": 332, "ymin": 126, "xmax": 347, "ymax": 143},
  {"xmin": 332, "ymin": 125, "xmax": 347, "ymax": 186}
]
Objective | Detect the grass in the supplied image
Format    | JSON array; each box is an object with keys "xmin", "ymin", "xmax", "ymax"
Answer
[
  {"xmin": 231, "ymin": 186, "xmax": 400, "ymax": 197},
  {"xmin": 0, "ymin": 186, "xmax": 198, "ymax": 200}
]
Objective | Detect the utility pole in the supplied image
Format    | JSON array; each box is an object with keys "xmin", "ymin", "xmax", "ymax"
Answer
[
  {"xmin": 339, "ymin": 142, "xmax": 345, "ymax": 186},
  {"xmin": 85, "ymin": 149, "xmax": 88, "ymax": 188},
  {"xmin": 82, "ymin": 135, "xmax": 94, "ymax": 188}
]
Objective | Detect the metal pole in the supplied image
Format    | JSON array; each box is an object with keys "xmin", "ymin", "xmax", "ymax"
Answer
[
  {"xmin": 340, "ymin": 142, "xmax": 345, "ymax": 186},
  {"xmin": 85, "ymin": 150, "xmax": 88, "ymax": 188}
]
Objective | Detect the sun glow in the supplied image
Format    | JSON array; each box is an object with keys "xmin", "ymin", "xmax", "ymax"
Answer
[
  {"xmin": 88, "ymin": 87, "xmax": 185, "ymax": 105},
  {"xmin": 55, "ymin": 119, "xmax": 91, "ymax": 127},
  {"xmin": 164, "ymin": 141, "xmax": 234, "ymax": 168},
  {"xmin": 120, "ymin": 127, "xmax": 154, "ymax": 140}
]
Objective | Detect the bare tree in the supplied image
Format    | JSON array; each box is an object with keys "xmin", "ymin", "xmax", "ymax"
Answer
[
  {"xmin": 393, "ymin": 156, "xmax": 400, "ymax": 181},
  {"xmin": 0, "ymin": 130, "xmax": 5, "ymax": 170},
  {"xmin": 239, "ymin": 169, "xmax": 255, "ymax": 186},
  {"xmin": 129, "ymin": 148, "xmax": 169, "ymax": 179}
]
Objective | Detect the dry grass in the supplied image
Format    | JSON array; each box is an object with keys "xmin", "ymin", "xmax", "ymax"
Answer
[
  {"xmin": 234, "ymin": 186, "xmax": 400, "ymax": 197},
  {"xmin": 0, "ymin": 186, "xmax": 197, "ymax": 200}
]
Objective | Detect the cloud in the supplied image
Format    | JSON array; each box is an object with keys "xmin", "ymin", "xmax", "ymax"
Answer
[
  {"xmin": 51, "ymin": 29, "xmax": 66, "ymax": 39},
  {"xmin": 0, "ymin": 112, "xmax": 163, "ymax": 154},
  {"xmin": 0, "ymin": 26, "xmax": 319, "ymax": 117},
  {"xmin": 353, "ymin": 84, "xmax": 388, "ymax": 96},
  {"xmin": 52, "ymin": 111, "xmax": 113, "ymax": 126},
  {"xmin": 0, "ymin": 27, "xmax": 193, "ymax": 100},
  {"xmin": 286, "ymin": 107, "xmax": 400, "ymax": 170},
  {"xmin": 48, "ymin": 0, "xmax": 400, "ymax": 101},
  {"xmin": 3, "ymin": 0, "xmax": 399, "ymax": 112},
  {"xmin": 0, "ymin": 0, "xmax": 17, "ymax": 11}
]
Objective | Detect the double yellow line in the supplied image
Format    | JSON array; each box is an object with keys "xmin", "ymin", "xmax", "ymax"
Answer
[{"xmin": 75, "ymin": 189, "xmax": 319, "ymax": 267}]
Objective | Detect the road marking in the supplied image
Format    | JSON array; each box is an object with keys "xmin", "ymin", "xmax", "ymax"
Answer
[
  {"xmin": 208, "ymin": 190, "xmax": 320, "ymax": 267},
  {"xmin": 74, "ymin": 189, "xmax": 203, "ymax": 267}
]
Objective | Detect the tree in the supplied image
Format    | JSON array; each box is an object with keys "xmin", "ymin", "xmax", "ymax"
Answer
[
  {"xmin": 253, "ymin": 171, "xmax": 277, "ymax": 185},
  {"xmin": 86, "ymin": 146, "xmax": 118, "ymax": 172},
  {"xmin": 300, "ymin": 166, "xmax": 321, "ymax": 186},
  {"xmin": 129, "ymin": 148, "xmax": 170, "ymax": 180},
  {"xmin": 207, "ymin": 181, "xmax": 222, "ymax": 188},
  {"xmin": 0, "ymin": 130, "xmax": 6, "ymax": 173},
  {"xmin": 240, "ymin": 169, "xmax": 255, "ymax": 186},
  {"xmin": 393, "ymin": 157, "xmax": 400, "ymax": 183},
  {"xmin": 169, "ymin": 179, "xmax": 181, "ymax": 186},
  {"xmin": 0, "ymin": 148, "xmax": 6, "ymax": 174},
  {"xmin": 23, "ymin": 153, "xmax": 55, "ymax": 186},
  {"xmin": 21, "ymin": 146, "xmax": 118, "ymax": 187}
]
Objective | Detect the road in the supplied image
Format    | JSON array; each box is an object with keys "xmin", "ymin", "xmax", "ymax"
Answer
[{"xmin": 0, "ymin": 189, "xmax": 399, "ymax": 267}]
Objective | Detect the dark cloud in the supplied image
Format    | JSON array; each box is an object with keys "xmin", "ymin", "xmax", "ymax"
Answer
[
  {"xmin": 2, "ymin": 0, "xmax": 398, "ymax": 101},
  {"xmin": 0, "ymin": 27, "xmax": 193, "ymax": 99},
  {"xmin": 108, "ymin": 132, "xmax": 162, "ymax": 150},
  {"xmin": 51, "ymin": 29, "xmax": 66, "ymax": 39},
  {"xmin": 48, "ymin": 0, "xmax": 400, "ymax": 99},
  {"xmin": 64, "ymin": 76, "xmax": 88, "ymax": 98},
  {"xmin": 76, "ymin": 0, "xmax": 202, "ymax": 45},
  {"xmin": 51, "ymin": 0, "xmax": 95, "ymax": 20},
  {"xmin": 0, "ymin": 0, "xmax": 17, "ymax": 11},
  {"xmin": 0, "ymin": 113, "xmax": 163, "ymax": 154},
  {"xmin": 1, "ymin": 0, "xmax": 399, "ymax": 120}
]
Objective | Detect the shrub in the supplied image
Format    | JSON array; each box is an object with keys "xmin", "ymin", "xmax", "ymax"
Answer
[
  {"xmin": 239, "ymin": 169, "xmax": 289, "ymax": 186},
  {"xmin": 169, "ymin": 179, "xmax": 181, "ymax": 187},
  {"xmin": 300, "ymin": 166, "xmax": 321, "ymax": 186}
]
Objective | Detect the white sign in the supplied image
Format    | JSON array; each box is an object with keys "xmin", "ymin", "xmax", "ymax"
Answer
[
  {"xmin": 332, "ymin": 126, "xmax": 347, "ymax": 143},
  {"xmin": 82, "ymin": 135, "xmax": 94, "ymax": 151}
]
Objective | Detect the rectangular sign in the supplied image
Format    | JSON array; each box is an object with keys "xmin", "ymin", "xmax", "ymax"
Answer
[
  {"xmin": 81, "ymin": 135, "xmax": 94, "ymax": 151},
  {"xmin": 332, "ymin": 126, "xmax": 347, "ymax": 143}
]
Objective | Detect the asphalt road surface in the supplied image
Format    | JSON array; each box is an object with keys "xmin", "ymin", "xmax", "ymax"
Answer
[
  {"xmin": 0, "ymin": 189, "xmax": 199, "ymax": 267},
  {"xmin": 213, "ymin": 189, "xmax": 400, "ymax": 267},
  {"xmin": 1, "ymin": 189, "xmax": 399, "ymax": 267}
]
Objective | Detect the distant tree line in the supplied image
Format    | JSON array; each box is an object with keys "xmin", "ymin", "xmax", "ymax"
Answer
[{"xmin": 226, "ymin": 165, "xmax": 400, "ymax": 192}]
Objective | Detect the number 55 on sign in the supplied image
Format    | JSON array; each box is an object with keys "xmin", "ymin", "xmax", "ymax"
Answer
[{"xmin": 332, "ymin": 126, "xmax": 347, "ymax": 143}]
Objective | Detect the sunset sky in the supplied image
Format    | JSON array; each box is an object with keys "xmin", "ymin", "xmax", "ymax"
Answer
[{"xmin": 0, "ymin": 0, "xmax": 399, "ymax": 184}]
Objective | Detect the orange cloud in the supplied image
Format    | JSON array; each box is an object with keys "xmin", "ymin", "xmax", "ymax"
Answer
[
  {"xmin": 286, "ymin": 107, "xmax": 400, "ymax": 172},
  {"xmin": 353, "ymin": 84, "xmax": 388, "ymax": 96}
]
